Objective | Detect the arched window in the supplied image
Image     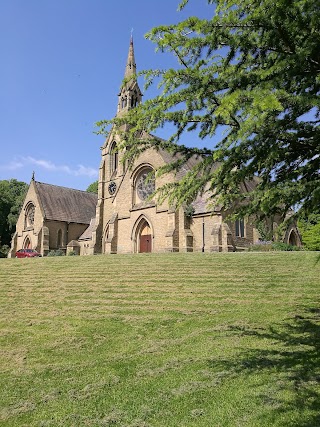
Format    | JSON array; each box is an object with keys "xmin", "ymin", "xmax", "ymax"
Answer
[
  {"xmin": 23, "ymin": 236, "xmax": 31, "ymax": 249},
  {"xmin": 110, "ymin": 141, "xmax": 118, "ymax": 175},
  {"xmin": 25, "ymin": 203, "xmax": 35, "ymax": 228},
  {"xmin": 57, "ymin": 229, "xmax": 63, "ymax": 247},
  {"xmin": 235, "ymin": 219, "xmax": 245, "ymax": 238},
  {"xmin": 121, "ymin": 96, "xmax": 127, "ymax": 109},
  {"xmin": 131, "ymin": 92, "xmax": 138, "ymax": 107},
  {"xmin": 135, "ymin": 167, "xmax": 155, "ymax": 202}
]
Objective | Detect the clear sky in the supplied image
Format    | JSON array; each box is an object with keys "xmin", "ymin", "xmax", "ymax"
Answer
[{"xmin": 0, "ymin": 0, "xmax": 213, "ymax": 190}]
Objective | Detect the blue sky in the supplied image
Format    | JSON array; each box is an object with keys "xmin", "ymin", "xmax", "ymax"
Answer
[{"xmin": 0, "ymin": 0, "xmax": 213, "ymax": 190}]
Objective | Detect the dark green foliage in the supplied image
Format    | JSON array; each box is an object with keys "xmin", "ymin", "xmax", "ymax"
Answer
[
  {"xmin": 86, "ymin": 180, "xmax": 98, "ymax": 194},
  {"xmin": 0, "ymin": 244, "xmax": 10, "ymax": 258},
  {"xmin": 184, "ymin": 203, "xmax": 195, "ymax": 218},
  {"xmin": 47, "ymin": 249, "xmax": 65, "ymax": 257},
  {"xmin": 97, "ymin": 0, "xmax": 320, "ymax": 223},
  {"xmin": 0, "ymin": 179, "xmax": 28, "ymax": 247}
]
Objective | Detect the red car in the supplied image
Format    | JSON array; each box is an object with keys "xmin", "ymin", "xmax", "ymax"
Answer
[{"xmin": 15, "ymin": 249, "xmax": 42, "ymax": 258}]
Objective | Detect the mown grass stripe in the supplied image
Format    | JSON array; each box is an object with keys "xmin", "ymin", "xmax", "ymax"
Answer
[{"xmin": 0, "ymin": 252, "xmax": 319, "ymax": 426}]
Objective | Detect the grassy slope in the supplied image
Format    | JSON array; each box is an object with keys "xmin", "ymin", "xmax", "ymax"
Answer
[{"xmin": 0, "ymin": 252, "xmax": 319, "ymax": 427}]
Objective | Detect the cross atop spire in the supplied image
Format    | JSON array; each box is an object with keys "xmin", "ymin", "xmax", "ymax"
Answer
[{"xmin": 124, "ymin": 34, "xmax": 136, "ymax": 79}]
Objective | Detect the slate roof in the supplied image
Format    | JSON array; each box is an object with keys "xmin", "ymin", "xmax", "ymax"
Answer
[
  {"xmin": 192, "ymin": 192, "xmax": 221, "ymax": 215},
  {"xmin": 156, "ymin": 142, "xmax": 221, "ymax": 214},
  {"xmin": 158, "ymin": 149, "xmax": 203, "ymax": 181},
  {"xmin": 35, "ymin": 181, "xmax": 97, "ymax": 224}
]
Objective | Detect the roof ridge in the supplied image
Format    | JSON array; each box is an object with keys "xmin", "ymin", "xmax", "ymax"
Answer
[{"xmin": 35, "ymin": 181, "xmax": 97, "ymax": 195}]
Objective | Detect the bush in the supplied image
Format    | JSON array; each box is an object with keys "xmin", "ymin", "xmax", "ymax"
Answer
[
  {"xmin": 68, "ymin": 250, "xmax": 77, "ymax": 256},
  {"xmin": 0, "ymin": 245, "xmax": 10, "ymax": 258},
  {"xmin": 271, "ymin": 242, "xmax": 301, "ymax": 251},
  {"xmin": 47, "ymin": 249, "xmax": 65, "ymax": 257}
]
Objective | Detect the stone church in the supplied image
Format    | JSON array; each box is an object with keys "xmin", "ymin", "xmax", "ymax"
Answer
[
  {"xmin": 9, "ymin": 38, "xmax": 301, "ymax": 257},
  {"xmin": 9, "ymin": 178, "xmax": 98, "ymax": 256}
]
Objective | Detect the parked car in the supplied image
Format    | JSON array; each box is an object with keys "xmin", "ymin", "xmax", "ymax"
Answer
[{"xmin": 15, "ymin": 249, "xmax": 42, "ymax": 258}]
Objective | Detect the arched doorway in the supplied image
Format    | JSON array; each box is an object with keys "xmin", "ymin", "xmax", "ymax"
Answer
[
  {"xmin": 23, "ymin": 236, "xmax": 31, "ymax": 249},
  {"xmin": 288, "ymin": 230, "xmax": 298, "ymax": 246},
  {"xmin": 137, "ymin": 219, "xmax": 152, "ymax": 253}
]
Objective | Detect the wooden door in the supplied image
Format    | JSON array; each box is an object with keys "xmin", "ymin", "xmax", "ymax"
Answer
[
  {"xmin": 140, "ymin": 234, "xmax": 151, "ymax": 253},
  {"xmin": 139, "ymin": 221, "xmax": 152, "ymax": 253}
]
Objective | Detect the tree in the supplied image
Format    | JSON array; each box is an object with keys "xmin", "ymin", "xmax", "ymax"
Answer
[
  {"xmin": 0, "ymin": 179, "xmax": 28, "ymax": 248},
  {"xmin": 97, "ymin": 0, "xmax": 319, "ymax": 223},
  {"xmin": 86, "ymin": 180, "xmax": 98, "ymax": 194}
]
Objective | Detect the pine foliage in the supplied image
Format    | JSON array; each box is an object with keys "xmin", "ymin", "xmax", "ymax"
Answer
[{"xmin": 97, "ymin": 0, "xmax": 320, "ymax": 221}]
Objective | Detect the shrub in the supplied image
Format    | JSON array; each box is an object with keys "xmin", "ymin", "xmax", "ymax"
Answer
[
  {"xmin": 0, "ymin": 245, "xmax": 10, "ymax": 258},
  {"xmin": 68, "ymin": 250, "xmax": 77, "ymax": 256},
  {"xmin": 271, "ymin": 242, "xmax": 301, "ymax": 251},
  {"xmin": 47, "ymin": 249, "xmax": 65, "ymax": 257}
]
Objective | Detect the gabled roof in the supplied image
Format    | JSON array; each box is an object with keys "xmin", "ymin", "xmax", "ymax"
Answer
[
  {"xmin": 157, "ymin": 147, "xmax": 203, "ymax": 181},
  {"xmin": 35, "ymin": 181, "xmax": 97, "ymax": 224},
  {"xmin": 78, "ymin": 217, "xmax": 96, "ymax": 240}
]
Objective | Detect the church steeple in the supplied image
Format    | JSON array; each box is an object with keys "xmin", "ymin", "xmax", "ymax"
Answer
[
  {"xmin": 117, "ymin": 36, "xmax": 142, "ymax": 116},
  {"xmin": 124, "ymin": 35, "xmax": 136, "ymax": 79}
]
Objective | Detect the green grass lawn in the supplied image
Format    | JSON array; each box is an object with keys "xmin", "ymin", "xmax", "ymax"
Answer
[{"xmin": 0, "ymin": 252, "xmax": 319, "ymax": 427}]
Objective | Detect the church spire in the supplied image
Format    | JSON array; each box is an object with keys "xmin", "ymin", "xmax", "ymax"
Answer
[
  {"xmin": 124, "ymin": 34, "xmax": 136, "ymax": 79},
  {"xmin": 117, "ymin": 36, "xmax": 142, "ymax": 116}
]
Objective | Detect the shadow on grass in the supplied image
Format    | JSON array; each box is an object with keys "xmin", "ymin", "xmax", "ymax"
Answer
[{"xmin": 208, "ymin": 307, "xmax": 320, "ymax": 426}]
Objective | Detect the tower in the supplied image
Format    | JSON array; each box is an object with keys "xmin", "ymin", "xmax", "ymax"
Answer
[{"xmin": 92, "ymin": 36, "xmax": 143, "ymax": 254}]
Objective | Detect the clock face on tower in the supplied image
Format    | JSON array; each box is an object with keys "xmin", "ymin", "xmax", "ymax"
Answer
[
  {"xmin": 136, "ymin": 170, "xmax": 155, "ymax": 201},
  {"xmin": 108, "ymin": 181, "xmax": 117, "ymax": 195}
]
